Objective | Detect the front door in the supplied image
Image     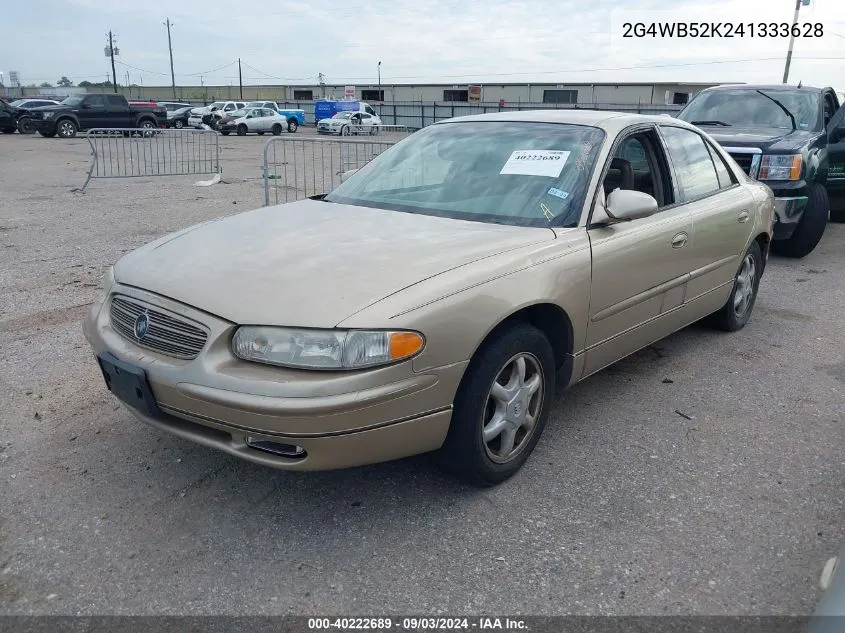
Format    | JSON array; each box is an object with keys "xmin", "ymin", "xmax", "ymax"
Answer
[
  {"xmin": 825, "ymin": 103, "xmax": 845, "ymax": 214},
  {"xmin": 79, "ymin": 94, "xmax": 109, "ymax": 128},
  {"xmin": 584, "ymin": 126, "xmax": 694, "ymax": 377}
]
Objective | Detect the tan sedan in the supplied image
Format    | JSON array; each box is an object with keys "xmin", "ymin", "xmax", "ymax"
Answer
[{"xmin": 83, "ymin": 110, "xmax": 774, "ymax": 486}]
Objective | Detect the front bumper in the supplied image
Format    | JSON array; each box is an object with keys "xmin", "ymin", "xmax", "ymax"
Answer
[
  {"xmin": 772, "ymin": 195, "xmax": 809, "ymax": 239},
  {"xmin": 83, "ymin": 285, "xmax": 461, "ymax": 471},
  {"xmin": 187, "ymin": 116, "xmax": 205, "ymax": 128}
]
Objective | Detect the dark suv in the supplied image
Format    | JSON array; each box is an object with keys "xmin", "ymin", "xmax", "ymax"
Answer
[{"xmin": 678, "ymin": 84, "xmax": 845, "ymax": 257}]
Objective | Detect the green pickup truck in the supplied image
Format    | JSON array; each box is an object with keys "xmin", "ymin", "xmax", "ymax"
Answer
[{"xmin": 678, "ymin": 84, "xmax": 845, "ymax": 257}]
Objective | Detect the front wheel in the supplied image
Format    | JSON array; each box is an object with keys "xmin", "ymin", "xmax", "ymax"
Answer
[
  {"xmin": 437, "ymin": 323, "xmax": 555, "ymax": 486},
  {"xmin": 771, "ymin": 183, "xmax": 828, "ymax": 258},
  {"xmin": 220, "ymin": 131, "xmax": 230, "ymax": 136},
  {"xmin": 236, "ymin": 124, "xmax": 248, "ymax": 136},
  {"xmin": 18, "ymin": 117, "xmax": 35, "ymax": 134},
  {"xmin": 341, "ymin": 125, "xmax": 351, "ymax": 136},
  {"xmin": 57, "ymin": 119, "xmax": 77, "ymax": 138},
  {"xmin": 271, "ymin": 124, "xmax": 283, "ymax": 136},
  {"xmin": 708, "ymin": 240, "xmax": 762, "ymax": 332},
  {"xmin": 173, "ymin": 119, "xmax": 184, "ymax": 129},
  {"xmin": 287, "ymin": 119, "xmax": 298, "ymax": 133}
]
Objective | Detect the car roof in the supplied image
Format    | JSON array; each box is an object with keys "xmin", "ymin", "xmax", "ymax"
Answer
[
  {"xmin": 700, "ymin": 83, "xmax": 824, "ymax": 93},
  {"xmin": 433, "ymin": 109, "xmax": 696, "ymax": 133}
]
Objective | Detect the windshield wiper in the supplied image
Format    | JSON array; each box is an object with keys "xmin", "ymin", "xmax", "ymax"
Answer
[
  {"xmin": 755, "ymin": 90, "xmax": 797, "ymax": 131},
  {"xmin": 690, "ymin": 120, "xmax": 732, "ymax": 127}
]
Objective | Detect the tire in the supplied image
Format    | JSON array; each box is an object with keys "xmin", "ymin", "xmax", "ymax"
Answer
[
  {"xmin": 287, "ymin": 119, "xmax": 298, "ymax": 133},
  {"xmin": 173, "ymin": 119, "xmax": 184, "ymax": 129},
  {"xmin": 236, "ymin": 124, "xmax": 248, "ymax": 136},
  {"xmin": 220, "ymin": 131, "xmax": 230, "ymax": 136},
  {"xmin": 138, "ymin": 119, "xmax": 156, "ymax": 137},
  {"xmin": 271, "ymin": 124, "xmax": 282, "ymax": 136},
  {"xmin": 341, "ymin": 125, "xmax": 350, "ymax": 136},
  {"xmin": 38, "ymin": 130, "xmax": 56, "ymax": 138},
  {"xmin": 708, "ymin": 240, "xmax": 763, "ymax": 332},
  {"xmin": 771, "ymin": 183, "xmax": 828, "ymax": 258},
  {"xmin": 370, "ymin": 126, "xmax": 379, "ymax": 136},
  {"xmin": 56, "ymin": 118, "xmax": 77, "ymax": 138},
  {"xmin": 17, "ymin": 117, "xmax": 35, "ymax": 134},
  {"xmin": 437, "ymin": 322, "xmax": 556, "ymax": 486}
]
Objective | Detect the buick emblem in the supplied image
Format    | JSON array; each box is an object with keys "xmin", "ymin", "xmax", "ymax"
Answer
[{"xmin": 134, "ymin": 313, "xmax": 150, "ymax": 340}]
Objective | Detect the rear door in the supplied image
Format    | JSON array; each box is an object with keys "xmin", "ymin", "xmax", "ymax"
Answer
[
  {"xmin": 658, "ymin": 124, "xmax": 754, "ymax": 299},
  {"xmin": 105, "ymin": 94, "xmax": 130, "ymax": 127},
  {"xmin": 825, "ymin": 102, "xmax": 845, "ymax": 214}
]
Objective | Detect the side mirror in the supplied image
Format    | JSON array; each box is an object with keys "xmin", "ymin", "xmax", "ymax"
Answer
[
  {"xmin": 605, "ymin": 189, "xmax": 659, "ymax": 221},
  {"xmin": 340, "ymin": 169, "xmax": 359, "ymax": 183},
  {"xmin": 80, "ymin": 103, "xmax": 91, "ymax": 109}
]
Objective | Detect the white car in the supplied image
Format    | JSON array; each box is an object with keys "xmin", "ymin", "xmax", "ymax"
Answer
[
  {"xmin": 188, "ymin": 101, "xmax": 246, "ymax": 128},
  {"xmin": 317, "ymin": 111, "xmax": 383, "ymax": 136},
  {"xmin": 9, "ymin": 99, "xmax": 61, "ymax": 109},
  {"xmin": 218, "ymin": 107, "xmax": 290, "ymax": 135}
]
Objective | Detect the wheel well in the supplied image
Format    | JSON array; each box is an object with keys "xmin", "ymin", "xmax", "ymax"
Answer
[
  {"xmin": 487, "ymin": 303, "xmax": 574, "ymax": 379},
  {"xmin": 754, "ymin": 232, "xmax": 770, "ymax": 271},
  {"xmin": 137, "ymin": 116, "xmax": 155, "ymax": 125}
]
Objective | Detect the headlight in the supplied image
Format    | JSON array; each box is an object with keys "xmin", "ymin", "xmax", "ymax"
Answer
[
  {"xmin": 231, "ymin": 327, "xmax": 425, "ymax": 370},
  {"xmin": 43, "ymin": 112, "xmax": 54, "ymax": 119},
  {"xmin": 759, "ymin": 154, "xmax": 802, "ymax": 180}
]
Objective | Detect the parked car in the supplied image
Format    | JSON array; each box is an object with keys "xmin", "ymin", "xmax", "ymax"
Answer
[
  {"xmin": 314, "ymin": 99, "xmax": 378, "ymax": 124},
  {"xmin": 678, "ymin": 84, "xmax": 845, "ymax": 257},
  {"xmin": 187, "ymin": 101, "xmax": 246, "ymax": 128},
  {"xmin": 9, "ymin": 99, "xmax": 62, "ymax": 134},
  {"xmin": 0, "ymin": 101, "xmax": 16, "ymax": 134},
  {"xmin": 245, "ymin": 101, "xmax": 305, "ymax": 132},
  {"xmin": 164, "ymin": 105, "xmax": 194, "ymax": 129},
  {"xmin": 317, "ymin": 110, "xmax": 383, "ymax": 135},
  {"xmin": 84, "ymin": 110, "xmax": 774, "ymax": 485},
  {"xmin": 29, "ymin": 94, "xmax": 166, "ymax": 138},
  {"xmin": 218, "ymin": 107, "xmax": 290, "ymax": 136}
]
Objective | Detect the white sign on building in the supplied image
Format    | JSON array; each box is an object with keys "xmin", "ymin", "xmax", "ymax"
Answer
[
  {"xmin": 344, "ymin": 85, "xmax": 355, "ymax": 100},
  {"xmin": 8, "ymin": 71, "xmax": 21, "ymax": 87}
]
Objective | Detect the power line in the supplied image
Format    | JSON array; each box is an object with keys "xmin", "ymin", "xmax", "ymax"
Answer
[
  {"xmin": 115, "ymin": 60, "xmax": 169, "ymax": 76},
  {"xmin": 183, "ymin": 60, "xmax": 238, "ymax": 77}
]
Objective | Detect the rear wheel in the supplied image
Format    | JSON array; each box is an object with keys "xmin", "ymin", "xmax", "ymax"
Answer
[
  {"xmin": 287, "ymin": 119, "xmax": 298, "ymax": 133},
  {"xmin": 139, "ymin": 119, "xmax": 156, "ymax": 137},
  {"xmin": 771, "ymin": 183, "xmax": 828, "ymax": 258},
  {"xmin": 57, "ymin": 118, "xmax": 77, "ymax": 139},
  {"xmin": 236, "ymin": 124, "xmax": 248, "ymax": 136},
  {"xmin": 173, "ymin": 119, "xmax": 184, "ymax": 129},
  {"xmin": 271, "ymin": 124, "xmax": 282, "ymax": 136},
  {"xmin": 708, "ymin": 241, "xmax": 762, "ymax": 332},
  {"xmin": 437, "ymin": 323, "xmax": 555, "ymax": 486}
]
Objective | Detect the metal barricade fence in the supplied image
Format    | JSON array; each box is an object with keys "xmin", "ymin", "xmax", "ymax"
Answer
[
  {"xmin": 79, "ymin": 128, "xmax": 221, "ymax": 192},
  {"xmin": 262, "ymin": 127, "xmax": 413, "ymax": 206}
]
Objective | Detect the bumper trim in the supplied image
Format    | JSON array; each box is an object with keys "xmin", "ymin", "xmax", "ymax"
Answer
[{"xmin": 773, "ymin": 195, "xmax": 808, "ymax": 239}]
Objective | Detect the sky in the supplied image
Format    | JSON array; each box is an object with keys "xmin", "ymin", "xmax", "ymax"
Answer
[{"xmin": 3, "ymin": 0, "xmax": 845, "ymax": 89}]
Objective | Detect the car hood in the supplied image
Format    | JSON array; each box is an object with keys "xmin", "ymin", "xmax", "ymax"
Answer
[
  {"xmin": 699, "ymin": 126, "xmax": 819, "ymax": 153},
  {"xmin": 113, "ymin": 199, "xmax": 555, "ymax": 327}
]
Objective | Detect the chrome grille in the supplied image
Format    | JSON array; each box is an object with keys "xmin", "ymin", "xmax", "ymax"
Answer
[
  {"xmin": 109, "ymin": 295, "xmax": 208, "ymax": 360},
  {"xmin": 729, "ymin": 153, "xmax": 753, "ymax": 175}
]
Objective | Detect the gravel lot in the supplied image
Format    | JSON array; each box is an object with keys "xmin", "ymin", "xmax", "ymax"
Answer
[{"xmin": 0, "ymin": 130, "xmax": 843, "ymax": 616}]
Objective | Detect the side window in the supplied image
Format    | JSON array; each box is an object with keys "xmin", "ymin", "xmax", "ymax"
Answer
[
  {"xmin": 603, "ymin": 130, "xmax": 672, "ymax": 207},
  {"xmin": 106, "ymin": 95, "xmax": 124, "ymax": 107},
  {"xmin": 84, "ymin": 95, "xmax": 106, "ymax": 108},
  {"xmin": 705, "ymin": 141, "xmax": 737, "ymax": 189},
  {"xmin": 365, "ymin": 105, "xmax": 376, "ymax": 116},
  {"xmin": 660, "ymin": 126, "xmax": 720, "ymax": 201}
]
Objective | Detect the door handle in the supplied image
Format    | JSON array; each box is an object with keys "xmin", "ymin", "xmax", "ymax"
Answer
[
  {"xmin": 738, "ymin": 210, "xmax": 750, "ymax": 223},
  {"xmin": 671, "ymin": 232, "xmax": 688, "ymax": 249}
]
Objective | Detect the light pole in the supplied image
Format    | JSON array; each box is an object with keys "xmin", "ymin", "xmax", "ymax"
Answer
[
  {"xmin": 164, "ymin": 19, "xmax": 177, "ymax": 99},
  {"xmin": 377, "ymin": 61, "xmax": 382, "ymax": 101},
  {"xmin": 783, "ymin": 0, "xmax": 812, "ymax": 84}
]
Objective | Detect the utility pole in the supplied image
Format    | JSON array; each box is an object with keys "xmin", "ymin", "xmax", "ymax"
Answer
[
  {"xmin": 238, "ymin": 58, "xmax": 243, "ymax": 99},
  {"xmin": 318, "ymin": 72, "xmax": 326, "ymax": 98},
  {"xmin": 107, "ymin": 31, "xmax": 118, "ymax": 93},
  {"xmin": 164, "ymin": 18, "xmax": 177, "ymax": 99},
  {"xmin": 783, "ymin": 0, "xmax": 812, "ymax": 84}
]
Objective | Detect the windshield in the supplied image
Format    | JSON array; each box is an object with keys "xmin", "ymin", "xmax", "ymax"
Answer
[
  {"xmin": 679, "ymin": 89, "xmax": 821, "ymax": 131},
  {"xmin": 246, "ymin": 102, "xmax": 267, "ymax": 108},
  {"xmin": 209, "ymin": 101, "xmax": 225, "ymax": 109},
  {"xmin": 62, "ymin": 96, "xmax": 84, "ymax": 106},
  {"xmin": 9, "ymin": 100, "xmax": 25, "ymax": 107},
  {"xmin": 325, "ymin": 121, "xmax": 605, "ymax": 228},
  {"xmin": 332, "ymin": 112, "xmax": 354, "ymax": 119}
]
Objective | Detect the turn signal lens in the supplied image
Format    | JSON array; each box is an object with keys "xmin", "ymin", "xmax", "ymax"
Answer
[{"xmin": 389, "ymin": 332, "xmax": 425, "ymax": 360}]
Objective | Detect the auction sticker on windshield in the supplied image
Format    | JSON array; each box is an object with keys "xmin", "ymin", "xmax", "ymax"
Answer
[{"xmin": 500, "ymin": 150, "xmax": 571, "ymax": 177}]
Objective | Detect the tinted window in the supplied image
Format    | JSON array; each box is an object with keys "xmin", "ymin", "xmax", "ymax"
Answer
[
  {"xmin": 106, "ymin": 95, "xmax": 124, "ymax": 106},
  {"xmin": 706, "ymin": 142, "xmax": 736, "ymax": 189},
  {"xmin": 365, "ymin": 105, "xmax": 376, "ymax": 115},
  {"xmin": 85, "ymin": 95, "xmax": 106, "ymax": 108},
  {"xmin": 660, "ymin": 126, "xmax": 720, "ymax": 201},
  {"xmin": 326, "ymin": 121, "xmax": 605, "ymax": 228}
]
